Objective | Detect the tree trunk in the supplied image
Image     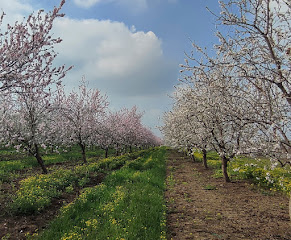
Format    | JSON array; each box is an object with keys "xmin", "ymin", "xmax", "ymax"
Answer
[
  {"xmin": 130, "ymin": 146, "xmax": 132, "ymax": 153},
  {"xmin": 188, "ymin": 148, "xmax": 195, "ymax": 162},
  {"xmin": 221, "ymin": 155, "xmax": 231, "ymax": 182},
  {"xmin": 35, "ymin": 144, "xmax": 48, "ymax": 174},
  {"xmin": 115, "ymin": 144, "xmax": 119, "ymax": 156},
  {"xmin": 202, "ymin": 149, "xmax": 208, "ymax": 169},
  {"xmin": 105, "ymin": 148, "xmax": 109, "ymax": 158},
  {"xmin": 190, "ymin": 153, "xmax": 195, "ymax": 162},
  {"xmin": 79, "ymin": 143, "xmax": 87, "ymax": 163}
]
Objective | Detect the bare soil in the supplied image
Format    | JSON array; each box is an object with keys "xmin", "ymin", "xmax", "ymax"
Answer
[{"xmin": 165, "ymin": 150, "xmax": 291, "ymax": 240}]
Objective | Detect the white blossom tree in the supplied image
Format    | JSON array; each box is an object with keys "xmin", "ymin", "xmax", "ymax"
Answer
[
  {"xmin": 164, "ymin": 0, "xmax": 291, "ymax": 218},
  {"xmin": 171, "ymin": 86, "xmax": 213, "ymax": 167},
  {"xmin": 177, "ymin": 0, "xmax": 290, "ymax": 169},
  {"xmin": 211, "ymin": 0, "xmax": 291, "ymax": 165},
  {"xmin": 164, "ymin": 63, "xmax": 260, "ymax": 182}
]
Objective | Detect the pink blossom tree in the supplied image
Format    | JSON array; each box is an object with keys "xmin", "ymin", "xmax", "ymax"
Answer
[
  {"xmin": 0, "ymin": 0, "xmax": 72, "ymax": 173},
  {"xmin": 120, "ymin": 106, "xmax": 144, "ymax": 152},
  {"xmin": 137, "ymin": 126, "xmax": 161, "ymax": 149},
  {"xmin": 99, "ymin": 107, "xmax": 161, "ymax": 157},
  {"xmin": 0, "ymin": 86, "xmax": 59, "ymax": 174},
  {"xmin": 101, "ymin": 107, "xmax": 143, "ymax": 155},
  {"xmin": 0, "ymin": 0, "xmax": 71, "ymax": 92},
  {"xmin": 97, "ymin": 111, "xmax": 122, "ymax": 158},
  {"xmin": 57, "ymin": 80, "xmax": 108, "ymax": 163}
]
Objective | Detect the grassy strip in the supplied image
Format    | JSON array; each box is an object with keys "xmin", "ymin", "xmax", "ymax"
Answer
[
  {"xmin": 228, "ymin": 159, "xmax": 291, "ymax": 194},
  {"xmin": 11, "ymin": 150, "xmax": 149, "ymax": 214},
  {"xmin": 32, "ymin": 147, "xmax": 167, "ymax": 240},
  {"xmin": 0, "ymin": 157, "xmax": 37, "ymax": 182},
  {"xmin": 193, "ymin": 150, "xmax": 291, "ymax": 195},
  {"xmin": 0, "ymin": 147, "xmax": 115, "ymax": 182}
]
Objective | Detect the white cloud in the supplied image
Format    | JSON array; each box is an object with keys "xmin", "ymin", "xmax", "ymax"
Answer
[
  {"xmin": 0, "ymin": 0, "xmax": 32, "ymax": 13},
  {"xmin": 74, "ymin": 0, "xmax": 103, "ymax": 8},
  {"xmin": 0, "ymin": 0, "xmax": 33, "ymax": 24},
  {"xmin": 130, "ymin": 25, "xmax": 136, "ymax": 33},
  {"xmin": 73, "ymin": 0, "xmax": 148, "ymax": 11},
  {"xmin": 54, "ymin": 17, "xmax": 176, "ymax": 97},
  {"xmin": 52, "ymin": 17, "xmax": 177, "ymax": 135},
  {"xmin": 117, "ymin": 0, "xmax": 148, "ymax": 11}
]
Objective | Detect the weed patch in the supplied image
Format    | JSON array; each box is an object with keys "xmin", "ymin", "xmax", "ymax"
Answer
[
  {"xmin": 32, "ymin": 147, "xmax": 167, "ymax": 240},
  {"xmin": 11, "ymin": 151, "xmax": 146, "ymax": 214}
]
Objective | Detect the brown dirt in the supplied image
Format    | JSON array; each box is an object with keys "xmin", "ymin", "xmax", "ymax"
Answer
[
  {"xmin": 0, "ymin": 172, "xmax": 106, "ymax": 240},
  {"xmin": 165, "ymin": 150, "xmax": 291, "ymax": 240}
]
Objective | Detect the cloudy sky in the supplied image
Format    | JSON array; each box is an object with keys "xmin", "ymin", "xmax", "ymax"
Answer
[{"xmin": 0, "ymin": 0, "xmax": 221, "ymax": 137}]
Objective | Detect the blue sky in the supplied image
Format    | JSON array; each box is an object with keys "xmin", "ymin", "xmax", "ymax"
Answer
[{"xmin": 0, "ymin": 0, "xmax": 221, "ymax": 137}]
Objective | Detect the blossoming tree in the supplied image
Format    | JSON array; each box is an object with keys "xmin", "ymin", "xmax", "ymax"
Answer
[
  {"xmin": 212, "ymin": 0, "xmax": 291, "ymax": 166},
  {"xmin": 0, "ymin": 0, "xmax": 70, "ymax": 92},
  {"xmin": 0, "ymin": 86, "xmax": 58, "ymax": 174},
  {"xmin": 0, "ymin": 0, "xmax": 71, "ymax": 173},
  {"xmin": 57, "ymin": 80, "xmax": 108, "ymax": 163}
]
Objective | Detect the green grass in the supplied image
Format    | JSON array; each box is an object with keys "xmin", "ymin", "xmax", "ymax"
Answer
[
  {"xmin": 203, "ymin": 184, "xmax": 217, "ymax": 190},
  {"xmin": 0, "ymin": 146, "xmax": 117, "ymax": 182},
  {"xmin": 0, "ymin": 157, "xmax": 37, "ymax": 182},
  {"xmin": 31, "ymin": 147, "xmax": 167, "ymax": 240},
  {"xmin": 228, "ymin": 157, "xmax": 291, "ymax": 194},
  {"xmin": 192, "ymin": 149, "xmax": 291, "ymax": 195},
  {"xmin": 193, "ymin": 150, "xmax": 220, "ymax": 162},
  {"xmin": 10, "ymin": 150, "xmax": 149, "ymax": 215}
]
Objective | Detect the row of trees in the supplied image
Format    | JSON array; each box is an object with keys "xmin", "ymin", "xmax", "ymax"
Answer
[
  {"xmin": 162, "ymin": 0, "xmax": 290, "ymax": 182},
  {"xmin": 0, "ymin": 0, "xmax": 161, "ymax": 174}
]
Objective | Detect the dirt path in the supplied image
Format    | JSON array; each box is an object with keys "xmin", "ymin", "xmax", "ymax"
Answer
[{"xmin": 165, "ymin": 150, "xmax": 291, "ymax": 240}]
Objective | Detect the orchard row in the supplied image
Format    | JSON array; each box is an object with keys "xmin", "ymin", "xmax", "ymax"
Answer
[
  {"xmin": 161, "ymin": 0, "xmax": 291, "ymax": 182},
  {"xmin": 0, "ymin": 80, "xmax": 161, "ymax": 174},
  {"xmin": 0, "ymin": 0, "xmax": 160, "ymax": 174}
]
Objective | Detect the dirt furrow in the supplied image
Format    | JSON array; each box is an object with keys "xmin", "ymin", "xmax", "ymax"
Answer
[{"xmin": 165, "ymin": 150, "xmax": 291, "ymax": 240}]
